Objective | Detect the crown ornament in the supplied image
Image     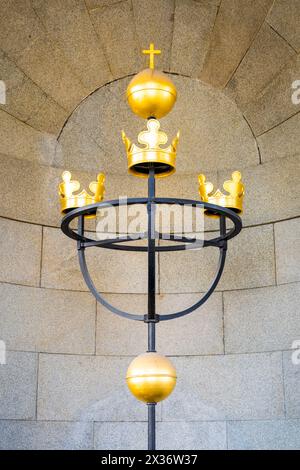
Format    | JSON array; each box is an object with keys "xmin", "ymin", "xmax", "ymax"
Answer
[
  {"xmin": 57, "ymin": 43, "xmax": 246, "ymax": 452},
  {"xmin": 122, "ymin": 118, "xmax": 179, "ymax": 178},
  {"xmin": 59, "ymin": 171, "xmax": 105, "ymax": 216},
  {"xmin": 198, "ymin": 171, "xmax": 244, "ymax": 216}
]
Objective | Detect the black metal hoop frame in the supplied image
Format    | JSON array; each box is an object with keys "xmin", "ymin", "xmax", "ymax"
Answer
[
  {"xmin": 61, "ymin": 197, "xmax": 241, "ymax": 323},
  {"xmin": 60, "ymin": 169, "xmax": 242, "ymax": 450}
]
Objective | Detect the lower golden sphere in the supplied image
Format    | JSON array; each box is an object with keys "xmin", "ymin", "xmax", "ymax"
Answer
[
  {"xmin": 126, "ymin": 352, "xmax": 177, "ymax": 403},
  {"xmin": 126, "ymin": 68, "xmax": 177, "ymax": 119}
]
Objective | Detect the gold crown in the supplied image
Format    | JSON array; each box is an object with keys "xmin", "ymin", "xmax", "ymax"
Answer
[
  {"xmin": 198, "ymin": 171, "xmax": 244, "ymax": 216},
  {"xmin": 59, "ymin": 171, "xmax": 105, "ymax": 216},
  {"xmin": 122, "ymin": 118, "xmax": 179, "ymax": 178}
]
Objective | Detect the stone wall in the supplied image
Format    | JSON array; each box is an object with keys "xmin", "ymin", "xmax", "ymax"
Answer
[
  {"xmin": 0, "ymin": 161, "xmax": 299, "ymax": 450},
  {"xmin": 0, "ymin": 0, "xmax": 300, "ymax": 450}
]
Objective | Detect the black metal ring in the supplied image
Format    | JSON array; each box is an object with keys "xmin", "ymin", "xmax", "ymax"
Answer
[
  {"xmin": 60, "ymin": 198, "xmax": 241, "ymax": 322},
  {"xmin": 61, "ymin": 198, "xmax": 242, "ymax": 251}
]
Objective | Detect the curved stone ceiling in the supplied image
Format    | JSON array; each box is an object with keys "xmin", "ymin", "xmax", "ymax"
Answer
[
  {"xmin": 0, "ymin": 0, "xmax": 299, "ymax": 229},
  {"xmin": 57, "ymin": 75, "xmax": 259, "ymax": 174},
  {"xmin": 1, "ymin": 0, "xmax": 299, "ymax": 146}
]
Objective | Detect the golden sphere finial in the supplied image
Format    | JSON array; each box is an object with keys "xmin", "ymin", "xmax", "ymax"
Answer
[
  {"xmin": 126, "ymin": 352, "xmax": 177, "ymax": 403},
  {"xmin": 126, "ymin": 45, "xmax": 177, "ymax": 119}
]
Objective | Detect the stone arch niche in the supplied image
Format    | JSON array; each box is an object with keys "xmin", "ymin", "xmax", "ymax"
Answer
[{"xmin": 0, "ymin": 0, "xmax": 299, "ymax": 450}]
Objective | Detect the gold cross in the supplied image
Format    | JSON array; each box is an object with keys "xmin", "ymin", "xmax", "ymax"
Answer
[{"xmin": 142, "ymin": 43, "xmax": 161, "ymax": 69}]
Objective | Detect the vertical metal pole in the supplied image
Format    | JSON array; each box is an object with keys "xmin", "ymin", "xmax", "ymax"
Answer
[
  {"xmin": 148, "ymin": 322, "xmax": 156, "ymax": 352},
  {"xmin": 220, "ymin": 214, "xmax": 226, "ymax": 237},
  {"xmin": 148, "ymin": 403, "xmax": 156, "ymax": 451},
  {"xmin": 77, "ymin": 215, "xmax": 84, "ymax": 241},
  {"xmin": 147, "ymin": 166, "xmax": 156, "ymax": 451},
  {"xmin": 147, "ymin": 167, "xmax": 156, "ymax": 321}
]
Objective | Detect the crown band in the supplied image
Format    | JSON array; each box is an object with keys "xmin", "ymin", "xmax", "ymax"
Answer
[
  {"xmin": 198, "ymin": 171, "xmax": 244, "ymax": 217},
  {"xmin": 122, "ymin": 118, "xmax": 179, "ymax": 178},
  {"xmin": 59, "ymin": 171, "xmax": 105, "ymax": 217}
]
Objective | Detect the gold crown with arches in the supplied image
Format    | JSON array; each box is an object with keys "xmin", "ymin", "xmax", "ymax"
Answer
[
  {"xmin": 122, "ymin": 118, "xmax": 179, "ymax": 178},
  {"xmin": 198, "ymin": 171, "xmax": 245, "ymax": 215},
  {"xmin": 59, "ymin": 170, "xmax": 105, "ymax": 215}
]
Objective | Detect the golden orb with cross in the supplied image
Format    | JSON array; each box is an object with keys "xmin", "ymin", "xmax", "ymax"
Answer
[{"xmin": 126, "ymin": 43, "xmax": 177, "ymax": 119}]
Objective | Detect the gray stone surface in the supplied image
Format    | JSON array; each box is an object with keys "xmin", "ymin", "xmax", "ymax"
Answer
[
  {"xmin": 132, "ymin": 0, "xmax": 174, "ymax": 72},
  {"xmin": 0, "ymin": 156, "xmax": 115, "ymax": 227},
  {"xmin": 0, "ymin": 50, "xmax": 68, "ymax": 135},
  {"xmin": 3, "ymin": 91, "xmax": 297, "ymax": 230},
  {"xmin": 15, "ymin": 34, "xmax": 88, "ymax": 111},
  {"xmin": 40, "ymin": 225, "xmax": 91, "ymax": 291},
  {"xmin": 0, "ymin": 157, "xmax": 62, "ymax": 226},
  {"xmin": 171, "ymin": 0, "xmax": 219, "ymax": 77},
  {"xmin": 200, "ymin": 0, "xmax": 274, "ymax": 87},
  {"xmin": 0, "ymin": 156, "xmax": 150, "ymax": 227},
  {"xmin": 160, "ymin": 224, "xmax": 275, "ymax": 293},
  {"xmin": 163, "ymin": 353, "xmax": 284, "ymax": 421},
  {"xmin": 283, "ymin": 350, "xmax": 300, "ymax": 419},
  {"xmin": 0, "ymin": 51, "xmax": 45, "ymax": 123},
  {"xmin": 224, "ymin": 283, "xmax": 300, "ymax": 354},
  {"xmin": 235, "ymin": 155, "xmax": 300, "ymax": 227},
  {"xmin": 96, "ymin": 293, "xmax": 223, "ymax": 356},
  {"xmin": 94, "ymin": 422, "xmax": 147, "ymax": 450},
  {"xmin": 0, "ymin": 0, "xmax": 300, "ymax": 450},
  {"xmin": 104, "ymin": 172, "xmax": 148, "ymax": 199},
  {"xmin": 267, "ymin": 0, "xmax": 300, "ymax": 52},
  {"xmin": 258, "ymin": 112, "xmax": 300, "ymax": 163},
  {"xmin": 244, "ymin": 54, "xmax": 300, "ymax": 135},
  {"xmin": 41, "ymin": 226, "xmax": 153, "ymax": 293},
  {"xmin": 157, "ymin": 421, "xmax": 226, "ymax": 450},
  {"xmin": 96, "ymin": 294, "xmax": 147, "ymax": 356},
  {"xmin": 85, "ymin": 0, "xmax": 123, "ymax": 8},
  {"xmin": 154, "ymin": 190, "xmax": 213, "ymax": 234},
  {"xmin": 275, "ymin": 218, "xmax": 300, "ymax": 284},
  {"xmin": 228, "ymin": 419, "xmax": 300, "ymax": 450},
  {"xmin": 226, "ymin": 22, "xmax": 295, "ymax": 109},
  {"xmin": 0, "ymin": 217, "xmax": 42, "ymax": 286},
  {"xmin": 61, "ymin": 77, "xmax": 142, "ymax": 173},
  {"xmin": 0, "ymin": 420, "xmax": 93, "ymax": 450},
  {"xmin": 37, "ymin": 354, "xmax": 152, "ymax": 421},
  {"xmin": 90, "ymin": 0, "xmax": 143, "ymax": 77},
  {"xmin": 0, "ymin": 351, "xmax": 37, "ymax": 419},
  {"xmin": 0, "ymin": 0, "xmax": 45, "ymax": 60},
  {"xmin": 156, "ymin": 293, "xmax": 223, "ymax": 356},
  {"xmin": 26, "ymin": 96, "xmax": 68, "ymax": 136},
  {"xmin": 0, "ymin": 283, "xmax": 96, "ymax": 354},
  {"xmin": 170, "ymin": 170, "xmax": 217, "ymax": 232},
  {"xmin": 94, "ymin": 420, "xmax": 227, "ymax": 450},
  {"xmin": 0, "ymin": 109, "xmax": 58, "ymax": 164},
  {"xmin": 32, "ymin": 0, "xmax": 112, "ymax": 92},
  {"xmin": 154, "ymin": 156, "xmax": 300, "ymax": 229},
  {"xmin": 154, "ymin": 74, "xmax": 259, "ymax": 173},
  {"xmin": 57, "ymin": 120, "xmax": 107, "ymax": 172},
  {"xmin": 61, "ymin": 75, "xmax": 259, "ymax": 174}
]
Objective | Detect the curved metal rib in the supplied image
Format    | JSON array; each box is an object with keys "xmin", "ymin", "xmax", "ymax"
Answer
[
  {"xmin": 78, "ymin": 242, "xmax": 227, "ymax": 322},
  {"xmin": 159, "ymin": 245, "xmax": 227, "ymax": 321},
  {"xmin": 78, "ymin": 247, "xmax": 144, "ymax": 322},
  {"xmin": 75, "ymin": 213, "xmax": 230, "ymax": 323}
]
